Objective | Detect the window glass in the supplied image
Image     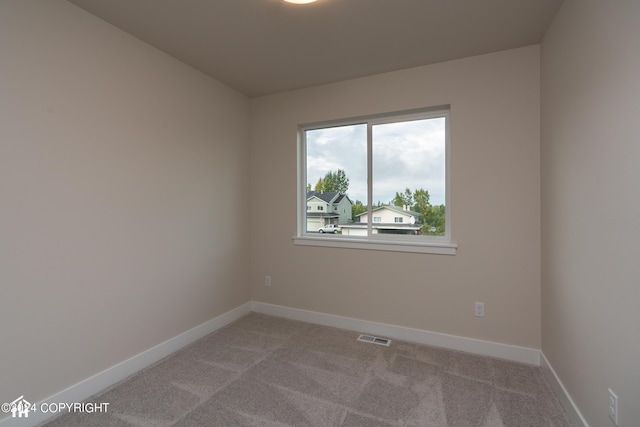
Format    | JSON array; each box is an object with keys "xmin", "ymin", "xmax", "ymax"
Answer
[
  {"xmin": 304, "ymin": 124, "xmax": 366, "ymax": 234},
  {"xmin": 301, "ymin": 108, "xmax": 449, "ymax": 244},
  {"xmin": 372, "ymin": 117, "xmax": 446, "ymax": 236}
]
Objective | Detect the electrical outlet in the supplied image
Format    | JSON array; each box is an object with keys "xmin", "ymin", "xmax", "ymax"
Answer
[
  {"xmin": 474, "ymin": 302, "xmax": 485, "ymax": 317},
  {"xmin": 608, "ymin": 388, "xmax": 619, "ymax": 425},
  {"xmin": 264, "ymin": 275, "xmax": 271, "ymax": 287}
]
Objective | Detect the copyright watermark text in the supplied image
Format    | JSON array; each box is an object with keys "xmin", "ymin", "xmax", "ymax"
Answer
[{"xmin": 2, "ymin": 395, "xmax": 109, "ymax": 419}]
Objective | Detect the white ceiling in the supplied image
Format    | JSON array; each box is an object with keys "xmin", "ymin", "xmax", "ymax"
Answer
[{"xmin": 68, "ymin": 0, "xmax": 563, "ymax": 98}]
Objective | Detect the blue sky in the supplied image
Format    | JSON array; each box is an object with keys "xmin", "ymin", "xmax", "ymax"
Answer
[{"xmin": 306, "ymin": 117, "xmax": 446, "ymax": 206}]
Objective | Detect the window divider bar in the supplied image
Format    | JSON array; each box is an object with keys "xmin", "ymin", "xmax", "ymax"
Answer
[{"xmin": 366, "ymin": 122, "xmax": 373, "ymax": 237}]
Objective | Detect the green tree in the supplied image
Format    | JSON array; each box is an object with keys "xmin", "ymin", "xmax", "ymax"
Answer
[
  {"xmin": 412, "ymin": 188, "xmax": 431, "ymax": 216},
  {"xmin": 389, "ymin": 186, "xmax": 446, "ymax": 236},
  {"xmin": 313, "ymin": 169, "xmax": 349, "ymax": 193},
  {"xmin": 423, "ymin": 204, "xmax": 445, "ymax": 235},
  {"xmin": 351, "ymin": 200, "xmax": 367, "ymax": 221},
  {"xmin": 392, "ymin": 188, "xmax": 413, "ymax": 208},
  {"xmin": 406, "ymin": 188, "xmax": 434, "ymax": 235},
  {"xmin": 322, "ymin": 169, "xmax": 349, "ymax": 193}
]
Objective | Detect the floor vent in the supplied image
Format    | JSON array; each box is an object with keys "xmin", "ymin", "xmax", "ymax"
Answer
[{"xmin": 357, "ymin": 334, "xmax": 391, "ymax": 346}]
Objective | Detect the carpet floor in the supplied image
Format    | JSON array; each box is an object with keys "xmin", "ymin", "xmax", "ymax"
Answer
[{"xmin": 41, "ymin": 313, "xmax": 572, "ymax": 426}]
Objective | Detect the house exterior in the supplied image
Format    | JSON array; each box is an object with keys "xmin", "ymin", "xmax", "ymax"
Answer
[
  {"xmin": 341, "ymin": 205, "xmax": 422, "ymax": 236},
  {"xmin": 306, "ymin": 191, "xmax": 353, "ymax": 232}
]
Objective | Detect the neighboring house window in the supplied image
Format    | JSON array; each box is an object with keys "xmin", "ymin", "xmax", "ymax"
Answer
[
  {"xmin": 318, "ymin": 206, "xmax": 323, "ymax": 211},
  {"xmin": 296, "ymin": 106, "xmax": 455, "ymax": 255},
  {"xmin": 307, "ymin": 205, "xmax": 311, "ymax": 211}
]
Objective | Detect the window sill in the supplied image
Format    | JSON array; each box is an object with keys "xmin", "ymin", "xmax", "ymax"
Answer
[{"xmin": 293, "ymin": 235, "xmax": 457, "ymax": 255}]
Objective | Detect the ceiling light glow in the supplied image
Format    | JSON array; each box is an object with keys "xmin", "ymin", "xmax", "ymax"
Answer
[{"xmin": 283, "ymin": 0, "xmax": 317, "ymax": 4}]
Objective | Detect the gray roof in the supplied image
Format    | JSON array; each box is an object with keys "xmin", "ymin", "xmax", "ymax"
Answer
[
  {"xmin": 341, "ymin": 223, "xmax": 422, "ymax": 231},
  {"xmin": 306, "ymin": 212, "xmax": 339, "ymax": 219},
  {"xmin": 355, "ymin": 204, "xmax": 423, "ymax": 218},
  {"xmin": 307, "ymin": 191, "xmax": 352, "ymax": 205},
  {"xmin": 307, "ymin": 191, "xmax": 339, "ymax": 203}
]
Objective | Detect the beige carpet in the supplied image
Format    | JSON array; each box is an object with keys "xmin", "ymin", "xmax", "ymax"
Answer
[{"xmin": 41, "ymin": 313, "xmax": 572, "ymax": 426}]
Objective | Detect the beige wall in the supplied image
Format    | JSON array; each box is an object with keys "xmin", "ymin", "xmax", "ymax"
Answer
[
  {"xmin": 250, "ymin": 46, "xmax": 541, "ymax": 349},
  {"xmin": 541, "ymin": 1, "xmax": 640, "ymax": 425},
  {"xmin": 0, "ymin": 0, "xmax": 250, "ymax": 405}
]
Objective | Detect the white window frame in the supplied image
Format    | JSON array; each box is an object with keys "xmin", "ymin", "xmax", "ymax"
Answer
[{"xmin": 294, "ymin": 106, "xmax": 456, "ymax": 255}]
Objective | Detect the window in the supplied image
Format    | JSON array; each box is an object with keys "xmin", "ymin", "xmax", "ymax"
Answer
[{"xmin": 296, "ymin": 107, "xmax": 455, "ymax": 255}]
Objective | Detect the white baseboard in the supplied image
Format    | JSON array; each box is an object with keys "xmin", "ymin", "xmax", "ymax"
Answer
[
  {"xmin": 0, "ymin": 302, "xmax": 252, "ymax": 427},
  {"xmin": 251, "ymin": 301, "xmax": 541, "ymax": 365},
  {"xmin": 540, "ymin": 352, "xmax": 589, "ymax": 427}
]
